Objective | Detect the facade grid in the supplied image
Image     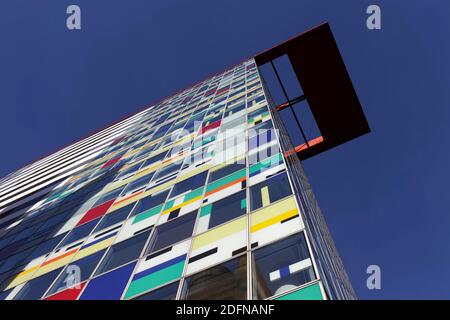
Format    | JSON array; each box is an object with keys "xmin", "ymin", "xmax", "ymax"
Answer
[{"xmin": 0, "ymin": 58, "xmax": 351, "ymax": 300}]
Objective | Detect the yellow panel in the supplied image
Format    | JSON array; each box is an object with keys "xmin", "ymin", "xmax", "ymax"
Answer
[
  {"xmin": 6, "ymin": 263, "xmax": 41, "ymax": 289},
  {"xmin": 73, "ymin": 238, "xmax": 115, "ymax": 261},
  {"xmin": 120, "ymin": 158, "xmax": 144, "ymax": 172},
  {"xmin": 174, "ymin": 134, "xmax": 195, "ymax": 146},
  {"xmin": 6, "ymin": 274, "xmax": 32, "ymax": 290},
  {"xmin": 261, "ymin": 186, "xmax": 271, "ymax": 207},
  {"xmin": 250, "ymin": 196, "xmax": 298, "ymax": 228},
  {"xmin": 108, "ymin": 191, "xmax": 142, "ymax": 212},
  {"xmin": 123, "ymin": 147, "xmax": 141, "ymax": 159},
  {"xmin": 192, "ymin": 217, "xmax": 246, "ymax": 250},
  {"xmin": 103, "ymin": 177, "xmax": 129, "ymax": 193},
  {"xmin": 32, "ymin": 255, "xmax": 75, "ymax": 279},
  {"xmin": 176, "ymin": 164, "xmax": 210, "ymax": 182},
  {"xmin": 251, "ymin": 208, "xmax": 298, "ymax": 233},
  {"xmin": 161, "ymin": 195, "xmax": 202, "ymax": 215},
  {"xmin": 247, "ymin": 103, "xmax": 266, "ymax": 114},
  {"xmin": 139, "ymin": 178, "xmax": 177, "ymax": 199},
  {"xmin": 133, "ymin": 163, "xmax": 161, "ymax": 179}
]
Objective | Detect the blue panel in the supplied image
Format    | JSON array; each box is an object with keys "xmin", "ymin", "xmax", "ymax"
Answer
[
  {"xmin": 79, "ymin": 261, "xmax": 136, "ymax": 300},
  {"xmin": 0, "ymin": 289, "xmax": 12, "ymax": 300}
]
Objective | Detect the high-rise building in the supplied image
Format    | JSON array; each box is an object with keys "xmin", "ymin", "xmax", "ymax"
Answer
[{"xmin": 0, "ymin": 23, "xmax": 369, "ymax": 300}]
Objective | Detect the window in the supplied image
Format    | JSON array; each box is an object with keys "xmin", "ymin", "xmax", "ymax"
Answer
[
  {"xmin": 115, "ymin": 163, "xmax": 142, "ymax": 180},
  {"xmin": 249, "ymin": 172, "xmax": 292, "ymax": 211},
  {"xmin": 181, "ymin": 256, "xmax": 247, "ymax": 300},
  {"xmin": 170, "ymin": 172, "xmax": 208, "ymax": 198},
  {"xmin": 208, "ymin": 162, "xmax": 246, "ymax": 184},
  {"xmin": 248, "ymin": 127, "xmax": 277, "ymax": 151},
  {"xmin": 79, "ymin": 262, "xmax": 136, "ymax": 300},
  {"xmin": 131, "ymin": 189, "xmax": 170, "ymax": 217},
  {"xmin": 197, "ymin": 190, "xmax": 246, "ymax": 234},
  {"xmin": 95, "ymin": 231, "xmax": 150, "ymax": 276},
  {"xmin": 93, "ymin": 205, "xmax": 133, "ymax": 233},
  {"xmin": 146, "ymin": 212, "xmax": 196, "ymax": 254},
  {"xmin": 152, "ymin": 162, "xmax": 182, "ymax": 181},
  {"xmin": 142, "ymin": 150, "xmax": 168, "ymax": 168},
  {"xmin": 57, "ymin": 218, "xmax": 100, "ymax": 248},
  {"xmin": 248, "ymin": 120, "xmax": 274, "ymax": 139},
  {"xmin": 46, "ymin": 249, "xmax": 106, "ymax": 297},
  {"xmin": 27, "ymin": 234, "xmax": 66, "ymax": 261},
  {"xmin": 93, "ymin": 186, "xmax": 124, "ymax": 206},
  {"xmin": 224, "ymin": 102, "xmax": 246, "ymax": 118},
  {"xmin": 247, "ymin": 106, "xmax": 269, "ymax": 120},
  {"xmin": 14, "ymin": 268, "xmax": 63, "ymax": 300},
  {"xmin": 252, "ymin": 232, "xmax": 316, "ymax": 299},
  {"xmin": 0, "ymin": 248, "xmax": 34, "ymax": 274},
  {"xmin": 122, "ymin": 173, "xmax": 154, "ymax": 194},
  {"xmin": 0, "ymin": 288, "xmax": 12, "ymax": 300},
  {"xmin": 132, "ymin": 281, "xmax": 179, "ymax": 300},
  {"xmin": 183, "ymin": 146, "xmax": 212, "ymax": 168},
  {"xmin": 133, "ymin": 145, "xmax": 157, "ymax": 161},
  {"xmin": 248, "ymin": 144, "xmax": 281, "ymax": 165}
]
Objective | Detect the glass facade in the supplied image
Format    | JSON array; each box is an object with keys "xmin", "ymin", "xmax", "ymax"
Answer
[{"xmin": 0, "ymin": 59, "xmax": 352, "ymax": 300}]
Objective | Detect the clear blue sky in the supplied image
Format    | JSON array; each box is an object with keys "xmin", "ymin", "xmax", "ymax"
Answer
[{"xmin": 1, "ymin": 1, "xmax": 449, "ymax": 299}]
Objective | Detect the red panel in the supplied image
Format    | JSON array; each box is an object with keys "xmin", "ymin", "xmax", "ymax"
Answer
[
  {"xmin": 111, "ymin": 136, "xmax": 125, "ymax": 145},
  {"xmin": 200, "ymin": 120, "xmax": 221, "ymax": 134},
  {"xmin": 204, "ymin": 88, "xmax": 216, "ymax": 97},
  {"xmin": 101, "ymin": 155, "xmax": 122, "ymax": 169},
  {"xmin": 216, "ymin": 86, "xmax": 229, "ymax": 95},
  {"xmin": 45, "ymin": 282, "xmax": 87, "ymax": 300},
  {"xmin": 76, "ymin": 199, "xmax": 115, "ymax": 227}
]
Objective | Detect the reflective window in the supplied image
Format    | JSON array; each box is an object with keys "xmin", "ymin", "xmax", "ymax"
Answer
[
  {"xmin": 116, "ymin": 163, "xmax": 142, "ymax": 180},
  {"xmin": 122, "ymin": 173, "xmax": 154, "ymax": 194},
  {"xmin": 208, "ymin": 162, "xmax": 246, "ymax": 184},
  {"xmin": 170, "ymin": 172, "xmax": 208, "ymax": 198},
  {"xmin": 93, "ymin": 206, "xmax": 132, "ymax": 233},
  {"xmin": 252, "ymin": 232, "xmax": 316, "ymax": 299},
  {"xmin": 197, "ymin": 190, "xmax": 246, "ymax": 234},
  {"xmin": 0, "ymin": 249, "xmax": 34, "ymax": 274},
  {"xmin": 131, "ymin": 189, "xmax": 170, "ymax": 217},
  {"xmin": 79, "ymin": 262, "xmax": 136, "ymax": 300},
  {"xmin": 146, "ymin": 212, "xmax": 196, "ymax": 254},
  {"xmin": 93, "ymin": 187, "xmax": 124, "ymax": 206},
  {"xmin": 142, "ymin": 151, "xmax": 168, "ymax": 168},
  {"xmin": 27, "ymin": 234, "xmax": 66, "ymax": 261},
  {"xmin": 181, "ymin": 256, "xmax": 247, "ymax": 300},
  {"xmin": 249, "ymin": 172, "xmax": 292, "ymax": 211},
  {"xmin": 132, "ymin": 281, "xmax": 179, "ymax": 300},
  {"xmin": 95, "ymin": 231, "xmax": 150, "ymax": 276},
  {"xmin": 46, "ymin": 249, "xmax": 106, "ymax": 297},
  {"xmin": 14, "ymin": 268, "xmax": 63, "ymax": 300},
  {"xmin": 57, "ymin": 218, "xmax": 100, "ymax": 248},
  {"xmin": 152, "ymin": 162, "xmax": 182, "ymax": 181}
]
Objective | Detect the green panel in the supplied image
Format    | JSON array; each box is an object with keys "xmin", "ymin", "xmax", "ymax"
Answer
[
  {"xmin": 249, "ymin": 153, "xmax": 283, "ymax": 175},
  {"xmin": 240, "ymin": 198, "xmax": 247, "ymax": 209},
  {"xmin": 124, "ymin": 261, "xmax": 185, "ymax": 299},
  {"xmin": 206, "ymin": 168, "xmax": 246, "ymax": 193},
  {"xmin": 248, "ymin": 111, "xmax": 270, "ymax": 124},
  {"xmin": 163, "ymin": 199, "xmax": 176, "ymax": 211},
  {"xmin": 132, "ymin": 204, "xmax": 163, "ymax": 224},
  {"xmin": 200, "ymin": 204, "xmax": 212, "ymax": 217},
  {"xmin": 185, "ymin": 187, "xmax": 204, "ymax": 201},
  {"xmin": 275, "ymin": 283, "xmax": 323, "ymax": 300}
]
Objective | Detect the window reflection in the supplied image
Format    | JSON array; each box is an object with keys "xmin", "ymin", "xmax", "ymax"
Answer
[
  {"xmin": 181, "ymin": 255, "xmax": 247, "ymax": 300},
  {"xmin": 252, "ymin": 232, "xmax": 315, "ymax": 299}
]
